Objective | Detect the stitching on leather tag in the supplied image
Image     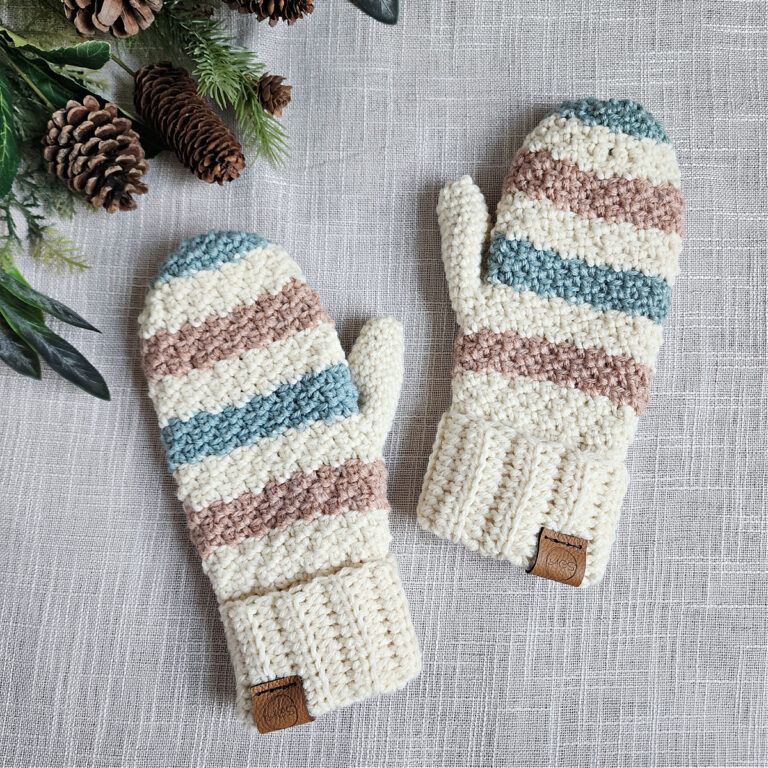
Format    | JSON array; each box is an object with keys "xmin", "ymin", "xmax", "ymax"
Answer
[
  {"xmin": 250, "ymin": 676, "xmax": 314, "ymax": 734},
  {"xmin": 529, "ymin": 527, "xmax": 587, "ymax": 587}
]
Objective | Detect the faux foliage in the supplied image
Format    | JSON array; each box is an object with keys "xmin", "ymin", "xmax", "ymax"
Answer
[
  {"xmin": 0, "ymin": 267, "xmax": 108, "ymax": 399},
  {"xmin": 0, "ymin": 7, "xmax": 112, "ymax": 396},
  {"xmin": 0, "ymin": 0, "xmax": 295, "ymax": 397},
  {"xmin": 349, "ymin": 0, "xmax": 398, "ymax": 25},
  {"xmin": 146, "ymin": 0, "xmax": 289, "ymax": 165}
]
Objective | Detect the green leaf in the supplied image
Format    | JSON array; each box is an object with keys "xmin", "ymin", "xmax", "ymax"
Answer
[
  {"xmin": 0, "ymin": 4, "xmax": 85, "ymax": 51},
  {"xmin": 0, "ymin": 286, "xmax": 109, "ymax": 400},
  {"xmin": 35, "ymin": 41, "xmax": 111, "ymax": 70},
  {"xmin": 2, "ymin": 268, "xmax": 44, "ymax": 324},
  {"xmin": 1, "ymin": 26, "xmax": 109, "ymax": 68},
  {"xmin": 3, "ymin": 46, "xmax": 80, "ymax": 108},
  {"xmin": 0, "ymin": 73, "xmax": 20, "ymax": 197},
  {"xmin": 349, "ymin": 0, "xmax": 399, "ymax": 24},
  {"xmin": 0, "ymin": 270, "xmax": 98, "ymax": 331},
  {"xmin": 0, "ymin": 314, "xmax": 41, "ymax": 379},
  {"xmin": 0, "ymin": 21, "xmax": 110, "ymax": 69}
]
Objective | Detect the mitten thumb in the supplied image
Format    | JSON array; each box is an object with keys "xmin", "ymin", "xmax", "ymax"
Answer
[
  {"xmin": 437, "ymin": 175, "xmax": 489, "ymax": 324},
  {"xmin": 348, "ymin": 315, "xmax": 403, "ymax": 451}
]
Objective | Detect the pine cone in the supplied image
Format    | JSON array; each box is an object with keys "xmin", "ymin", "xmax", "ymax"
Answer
[
  {"xmin": 134, "ymin": 62, "xmax": 245, "ymax": 185},
  {"xmin": 257, "ymin": 74, "xmax": 292, "ymax": 117},
  {"xmin": 43, "ymin": 96, "xmax": 149, "ymax": 213},
  {"xmin": 63, "ymin": 0, "xmax": 163, "ymax": 38},
  {"xmin": 226, "ymin": 0, "xmax": 314, "ymax": 25}
]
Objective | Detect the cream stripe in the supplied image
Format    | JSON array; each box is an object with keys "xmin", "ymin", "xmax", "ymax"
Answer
[
  {"xmin": 204, "ymin": 508, "xmax": 391, "ymax": 603},
  {"xmin": 465, "ymin": 283, "xmax": 663, "ymax": 369},
  {"xmin": 492, "ymin": 191, "xmax": 682, "ymax": 283},
  {"xmin": 149, "ymin": 323, "xmax": 344, "ymax": 426},
  {"xmin": 451, "ymin": 370, "xmax": 638, "ymax": 454},
  {"xmin": 174, "ymin": 413, "xmax": 379, "ymax": 511},
  {"xmin": 522, "ymin": 113, "xmax": 681, "ymax": 188},
  {"xmin": 138, "ymin": 243, "xmax": 302, "ymax": 338}
]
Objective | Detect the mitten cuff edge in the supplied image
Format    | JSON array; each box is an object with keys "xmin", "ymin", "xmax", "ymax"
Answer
[
  {"xmin": 416, "ymin": 408, "xmax": 628, "ymax": 586},
  {"xmin": 220, "ymin": 554, "xmax": 421, "ymax": 726}
]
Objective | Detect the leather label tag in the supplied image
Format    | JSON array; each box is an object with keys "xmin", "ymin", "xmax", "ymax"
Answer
[
  {"xmin": 250, "ymin": 676, "xmax": 314, "ymax": 734},
  {"xmin": 529, "ymin": 528, "xmax": 587, "ymax": 587}
]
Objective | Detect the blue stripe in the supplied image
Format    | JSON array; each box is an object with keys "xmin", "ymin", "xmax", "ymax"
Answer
[
  {"xmin": 555, "ymin": 98, "xmax": 670, "ymax": 144},
  {"xmin": 152, "ymin": 230, "xmax": 269, "ymax": 286},
  {"xmin": 162, "ymin": 363, "xmax": 359, "ymax": 471},
  {"xmin": 486, "ymin": 233, "xmax": 671, "ymax": 324}
]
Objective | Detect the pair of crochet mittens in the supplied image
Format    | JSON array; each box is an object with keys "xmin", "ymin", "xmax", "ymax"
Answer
[{"xmin": 139, "ymin": 98, "xmax": 682, "ymax": 729}]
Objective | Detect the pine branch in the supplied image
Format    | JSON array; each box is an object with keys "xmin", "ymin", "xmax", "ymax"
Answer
[
  {"xmin": 147, "ymin": 1, "xmax": 289, "ymax": 165},
  {"xmin": 237, "ymin": 77, "xmax": 290, "ymax": 163},
  {"xmin": 1, "ymin": 183, "xmax": 88, "ymax": 274},
  {"xmin": 0, "ymin": 97, "xmax": 89, "ymax": 274},
  {"xmin": 29, "ymin": 225, "xmax": 88, "ymax": 272}
]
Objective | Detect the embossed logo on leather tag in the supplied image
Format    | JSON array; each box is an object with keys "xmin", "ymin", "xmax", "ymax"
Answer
[
  {"xmin": 529, "ymin": 528, "xmax": 587, "ymax": 587},
  {"xmin": 250, "ymin": 676, "xmax": 314, "ymax": 734}
]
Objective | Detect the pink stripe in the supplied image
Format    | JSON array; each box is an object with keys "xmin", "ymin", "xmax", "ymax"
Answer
[
  {"xmin": 503, "ymin": 149, "xmax": 684, "ymax": 235},
  {"xmin": 141, "ymin": 278, "xmax": 331, "ymax": 382},
  {"xmin": 187, "ymin": 458, "xmax": 389, "ymax": 558},
  {"xmin": 454, "ymin": 328, "xmax": 652, "ymax": 413}
]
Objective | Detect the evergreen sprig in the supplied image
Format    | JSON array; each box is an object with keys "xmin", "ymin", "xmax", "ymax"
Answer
[
  {"xmin": 0, "ymin": 65, "xmax": 88, "ymax": 273},
  {"xmin": 147, "ymin": 0, "xmax": 289, "ymax": 164}
]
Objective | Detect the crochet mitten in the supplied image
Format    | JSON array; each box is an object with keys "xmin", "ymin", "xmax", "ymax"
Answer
[
  {"xmin": 417, "ymin": 99, "xmax": 683, "ymax": 586},
  {"xmin": 139, "ymin": 231, "xmax": 420, "ymax": 729}
]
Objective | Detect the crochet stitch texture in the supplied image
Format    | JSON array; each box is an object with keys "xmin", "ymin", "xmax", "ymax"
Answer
[
  {"xmin": 417, "ymin": 98, "xmax": 684, "ymax": 586},
  {"xmin": 139, "ymin": 232, "xmax": 420, "ymax": 724}
]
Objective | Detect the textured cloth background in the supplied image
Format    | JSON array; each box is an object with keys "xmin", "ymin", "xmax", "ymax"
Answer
[{"xmin": 0, "ymin": 1, "xmax": 766, "ymax": 766}]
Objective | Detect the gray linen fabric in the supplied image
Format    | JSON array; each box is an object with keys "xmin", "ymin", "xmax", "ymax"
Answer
[{"xmin": 1, "ymin": 1, "xmax": 766, "ymax": 765}]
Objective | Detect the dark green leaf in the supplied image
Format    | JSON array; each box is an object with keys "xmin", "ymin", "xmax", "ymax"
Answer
[
  {"xmin": 0, "ymin": 277, "xmax": 44, "ymax": 325},
  {"xmin": 0, "ymin": 286, "xmax": 109, "ymax": 399},
  {"xmin": 0, "ymin": 7, "xmax": 84, "ymax": 52},
  {"xmin": 349, "ymin": 0, "xmax": 398, "ymax": 24},
  {"xmin": 0, "ymin": 26, "xmax": 32, "ymax": 50},
  {"xmin": 0, "ymin": 314, "xmax": 41, "ymax": 379},
  {"xmin": 0, "ymin": 25, "xmax": 110, "ymax": 69},
  {"xmin": 36, "ymin": 41, "xmax": 111, "ymax": 70},
  {"xmin": 3, "ymin": 46, "xmax": 80, "ymax": 109},
  {"xmin": 0, "ymin": 270, "xmax": 99, "ymax": 331},
  {"xmin": 0, "ymin": 74, "xmax": 20, "ymax": 197}
]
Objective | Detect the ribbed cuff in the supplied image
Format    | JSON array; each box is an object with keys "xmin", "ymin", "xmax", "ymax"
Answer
[
  {"xmin": 219, "ymin": 555, "xmax": 421, "ymax": 724},
  {"xmin": 417, "ymin": 408, "xmax": 628, "ymax": 586}
]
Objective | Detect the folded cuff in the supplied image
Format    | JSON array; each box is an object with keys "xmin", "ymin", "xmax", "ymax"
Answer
[
  {"xmin": 416, "ymin": 408, "xmax": 628, "ymax": 586},
  {"xmin": 220, "ymin": 554, "xmax": 421, "ymax": 724}
]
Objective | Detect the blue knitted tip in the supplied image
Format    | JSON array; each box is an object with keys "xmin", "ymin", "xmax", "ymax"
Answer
[
  {"xmin": 556, "ymin": 98, "xmax": 671, "ymax": 144},
  {"xmin": 151, "ymin": 230, "xmax": 269, "ymax": 287}
]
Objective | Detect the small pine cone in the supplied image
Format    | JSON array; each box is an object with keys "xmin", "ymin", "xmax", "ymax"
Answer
[
  {"xmin": 42, "ymin": 95, "xmax": 149, "ymax": 213},
  {"xmin": 134, "ymin": 62, "xmax": 245, "ymax": 185},
  {"xmin": 257, "ymin": 74, "xmax": 291, "ymax": 117},
  {"xmin": 63, "ymin": 0, "xmax": 163, "ymax": 38},
  {"xmin": 226, "ymin": 0, "xmax": 314, "ymax": 26}
]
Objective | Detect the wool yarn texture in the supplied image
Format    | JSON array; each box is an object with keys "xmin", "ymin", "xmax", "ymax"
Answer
[
  {"xmin": 417, "ymin": 98, "xmax": 684, "ymax": 586},
  {"xmin": 139, "ymin": 231, "xmax": 420, "ymax": 725}
]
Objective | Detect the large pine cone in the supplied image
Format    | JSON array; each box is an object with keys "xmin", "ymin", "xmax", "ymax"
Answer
[
  {"xmin": 226, "ymin": 0, "xmax": 314, "ymax": 25},
  {"xmin": 257, "ymin": 74, "xmax": 291, "ymax": 117},
  {"xmin": 134, "ymin": 62, "xmax": 245, "ymax": 185},
  {"xmin": 63, "ymin": 0, "xmax": 163, "ymax": 38},
  {"xmin": 43, "ymin": 95, "xmax": 149, "ymax": 213}
]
